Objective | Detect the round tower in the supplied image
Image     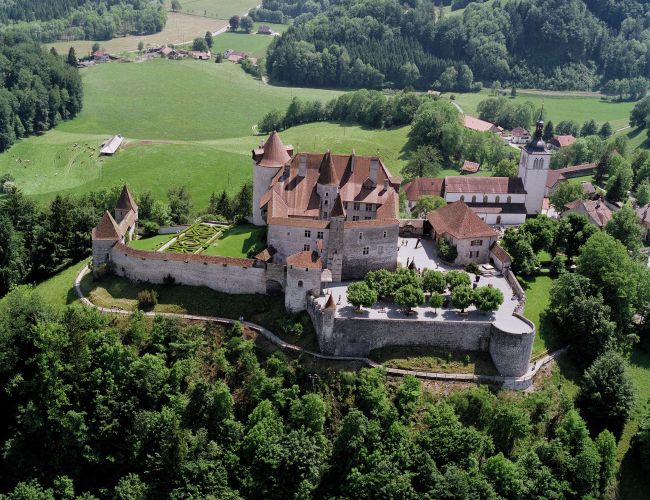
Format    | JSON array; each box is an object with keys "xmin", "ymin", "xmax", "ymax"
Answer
[
  {"xmin": 252, "ymin": 131, "xmax": 292, "ymax": 226},
  {"xmin": 518, "ymin": 114, "xmax": 552, "ymax": 215}
]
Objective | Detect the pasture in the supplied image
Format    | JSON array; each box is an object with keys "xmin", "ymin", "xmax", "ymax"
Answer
[
  {"xmin": 178, "ymin": 0, "xmax": 260, "ymax": 19},
  {"xmin": 453, "ymin": 89, "xmax": 635, "ymax": 131},
  {"xmin": 46, "ymin": 13, "xmax": 227, "ymax": 56}
]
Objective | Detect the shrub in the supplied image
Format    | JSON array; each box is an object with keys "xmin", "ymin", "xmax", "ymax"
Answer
[
  {"xmin": 550, "ymin": 255, "xmax": 567, "ymax": 277},
  {"xmin": 279, "ymin": 316, "xmax": 304, "ymax": 337},
  {"xmin": 429, "ymin": 292, "xmax": 444, "ymax": 314},
  {"xmin": 464, "ymin": 262, "xmax": 480, "ymax": 275},
  {"xmin": 394, "ymin": 284, "xmax": 424, "ymax": 313},
  {"xmin": 347, "ymin": 282, "xmax": 378, "ymax": 312},
  {"xmin": 437, "ymin": 239, "xmax": 458, "ymax": 262},
  {"xmin": 473, "ymin": 286, "xmax": 504, "ymax": 313},
  {"xmin": 162, "ymin": 274, "xmax": 177, "ymax": 287},
  {"xmin": 422, "ymin": 269, "xmax": 446, "ymax": 294},
  {"xmin": 141, "ymin": 220, "xmax": 160, "ymax": 236},
  {"xmin": 137, "ymin": 289, "xmax": 158, "ymax": 310},
  {"xmin": 364, "ymin": 268, "xmax": 394, "ymax": 298},
  {"xmin": 446, "ymin": 270, "xmax": 471, "ymax": 291},
  {"xmin": 451, "ymin": 285, "xmax": 474, "ymax": 313}
]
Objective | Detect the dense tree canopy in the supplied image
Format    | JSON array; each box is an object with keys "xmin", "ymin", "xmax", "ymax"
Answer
[{"xmin": 264, "ymin": 0, "xmax": 650, "ymax": 91}]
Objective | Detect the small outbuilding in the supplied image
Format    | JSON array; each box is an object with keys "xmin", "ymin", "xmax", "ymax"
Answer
[
  {"xmin": 258, "ymin": 25, "xmax": 273, "ymax": 35},
  {"xmin": 100, "ymin": 135, "xmax": 124, "ymax": 156},
  {"xmin": 460, "ymin": 160, "xmax": 481, "ymax": 174}
]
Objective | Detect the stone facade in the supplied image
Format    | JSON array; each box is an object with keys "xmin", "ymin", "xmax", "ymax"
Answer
[
  {"xmin": 307, "ymin": 295, "xmax": 534, "ymax": 378},
  {"xmin": 453, "ymin": 235, "xmax": 497, "ymax": 266},
  {"xmin": 341, "ymin": 221, "xmax": 399, "ymax": 279}
]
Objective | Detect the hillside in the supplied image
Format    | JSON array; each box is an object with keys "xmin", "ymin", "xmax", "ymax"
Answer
[{"xmin": 265, "ymin": 0, "xmax": 650, "ymax": 91}]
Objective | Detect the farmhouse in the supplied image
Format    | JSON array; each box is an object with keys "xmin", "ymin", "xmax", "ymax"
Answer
[
  {"xmin": 224, "ymin": 49, "xmax": 248, "ymax": 62},
  {"xmin": 550, "ymin": 134, "xmax": 576, "ymax": 149},
  {"xmin": 463, "ymin": 115, "xmax": 501, "ymax": 133},
  {"xmin": 510, "ymin": 127, "xmax": 530, "ymax": 144},
  {"xmin": 93, "ymin": 50, "xmax": 109, "ymax": 63},
  {"xmin": 190, "ymin": 50, "xmax": 211, "ymax": 60},
  {"xmin": 253, "ymin": 132, "xmax": 400, "ymax": 281},
  {"xmin": 99, "ymin": 134, "xmax": 124, "ymax": 156}
]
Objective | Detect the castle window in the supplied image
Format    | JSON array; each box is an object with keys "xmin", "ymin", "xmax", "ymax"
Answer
[
  {"xmin": 325, "ymin": 192, "xmax": 329, "ymax": 197},
  {"xmin": 383, "ymin": 231, "xmax": 387, "ymax": 238},
  {"xmin": 344, "ymin": 202, "xmax": 348, "ymax": 209},
  {"xmin": 496, "ymin": 215, "xmax": 501, "ymax": 224},
  {"xmin": 366, "ymin": 204, "xmax": 373, "ymax": 211},
  {"xmin": 317, "ymin": 231, "xmax": 323, "ymax": 239},
  {"xmin": 460, "ymin": 195, "xmax": 465, "ymax": 202},
  {"xmin": 507, "ymin": 196, "xmax": 511, "ymax": 203},
  {"xmin": 364, "ymin": 216, "xmax": 371, "ymax": 220},
  {"xmin": 304, "ymin": 244, "xmax": 310, "ymax": 251},
  {"xmin": 363, "ymin": 247, "xmax": 369, "ymax": 255},
  {"xmin": 305, "ymin": 230, "xmax": 311, "ymax": 238},
  {"xmin": 287, "ymin": 232, "xmax": 291, "ymax": 236},
  {"xmin": 495, "ymin": 196, "xmax": 500, "ymax": 203},
  {"xmin": 354, "ymin": 202, "xmax": 360, "ymax": 210},
  {"xmin": 359, "ymin": 232, "xmax": 363, "ymax": 240},
  {"xmin": 324, "ymin": 212, "xmax": 328, "ymax": 218},
  {"xmin": 471, "ymin": 239, "xmax": 483, "ymax": 247},
  {"xmin": 324, "ymin": 199, "xmax": 328, "ymax": 206},
  {"xmin": 352, "ymin": 216, "xmax": 359, "ymax": 221},
  {"xmin": 483, "ymin": 195, "xmax": 488, "ymax": 203},
  {"xmin": 472, "ymin": 195, "xmax": 476, "ymax": 203},
  {"xmin": 298, "ymin": 280, "xmax": 303, "ymax": 287}
]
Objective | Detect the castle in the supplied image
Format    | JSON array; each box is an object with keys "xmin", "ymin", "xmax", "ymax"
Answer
[{"xmin": 90, "ymin": 122, "xmax": 553, "ymax": 380}]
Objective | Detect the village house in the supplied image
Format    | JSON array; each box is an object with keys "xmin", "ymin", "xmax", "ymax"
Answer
[
  {"xmin": 544, "ymin": 162, "xmax": 597, "ymax": 196},
  {"xmin": 257, "ymin": 25, "xmax": 273, "ymax": 35},
  {"xmin": 427, "ymin": 202, "xmax": 499, "ymax": 266},
  {"xmin": 92, "ymin": 50, "xmax": 110, "ymax": 63},
  {"xmin": 190, "ymin": 50, "xmax": 211, "ymax": 60},
  {"xmin": 224, "ymin": 49, "xmax": 249, "ymax": 63},
  {"xmin": 562, "ymin": 199, "xmax": 612, "ymax": 228},
  {"xmin": 549, "ymin": 134, "xmax": 577, "ymax": 149},
  {"xmin": 510, "ymin": 127, "xmax": 530, "ymax": 144},
  {"xmin": 253, "ymin": 132, "xmax": 400, "ymax": 281}
]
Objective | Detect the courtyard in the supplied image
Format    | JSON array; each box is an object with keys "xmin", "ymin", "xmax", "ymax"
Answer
[{"xmin": 317, "ymin": 237, "xmax": 532, "ymax": 336}]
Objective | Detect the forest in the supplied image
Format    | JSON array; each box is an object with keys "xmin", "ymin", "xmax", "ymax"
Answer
[
  {"xmin": 0, "ymin": 287, "xmax": 628, "ymax": 498},
  {"xmin": 0, "ymin": 0, "xmax": 167, "ymax": 43},
  {"xmin": 0, "ymin": 39, "xmax": 83, "ymax": 152},
  {"xmin": 265, "ymin": 0, "xmax": 650, "ymax": 91}
]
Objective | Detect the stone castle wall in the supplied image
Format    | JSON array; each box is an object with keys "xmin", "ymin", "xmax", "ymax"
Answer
[
  {"xmin": 109, "ymin": 243, "xmax": 268, "ymax": 295},
  {"xmin": 342, "ymin": 222, "xmax": 399, "ymax": 279},
  {"xmin": 307, "ymin": 295, "xmax": 534, "ymax": 378}
]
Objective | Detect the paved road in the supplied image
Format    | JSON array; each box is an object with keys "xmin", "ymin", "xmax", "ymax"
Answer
[{"xmin": 74, "ymin": 265, "xmax": 561, "ymax": 390}]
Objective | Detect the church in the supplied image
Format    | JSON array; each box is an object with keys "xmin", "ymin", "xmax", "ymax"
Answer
[{"xmin": 403, "ymin": 116, "xmax": 552, "ymax": 225}]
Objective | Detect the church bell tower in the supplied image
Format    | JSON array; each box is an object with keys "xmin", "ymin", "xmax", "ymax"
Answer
[{"xmin": 518, "ymin": 113, "xmax": 552, "ymax": 215}]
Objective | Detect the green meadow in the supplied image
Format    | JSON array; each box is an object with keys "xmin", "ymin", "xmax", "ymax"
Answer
[{"xmin": 453, "ymin": 89, "xmax": 635, "ymax": 131}]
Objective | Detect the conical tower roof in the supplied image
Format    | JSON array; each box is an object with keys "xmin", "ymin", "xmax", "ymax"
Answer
[
  {"xmin": 92, "ymin": 211, "xmax": 121, "ymax": 240},
  {"xmin": 318, "ymin": 150, "xmax": 339, "ymax": 186},
  {"xmin": 116, "ymin": 184, "xmax": 138, "ymax": 212},
  {"xmin": 330, "ymin": 195, "xmax": 345, "ymax": 218},
  {"xmin": 324, "ymin": 293, "xmax": 336, "ymax": 310},
  {"xmin": 257, "ymin": 131, "xmax": 291, "ymax": 168}
]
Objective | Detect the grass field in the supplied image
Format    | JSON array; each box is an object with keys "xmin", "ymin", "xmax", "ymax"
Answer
[
  {"xmin": 203, "ymin": 224, "xmax": 266, "ymax": 257},
  {"xmin": 47, "ymin": 13, "xmax": 227, "ymax": 56},
  {"xmin": 208, "ymin": 24, "xmax": 288, "ymax": 58},
  {"xmin": 129, "ymin": 233, "xmax": 175, "ymax": 251},
  {"xmin": 521, "ymin": 272, "xmax": 557, "ymax": 356},
  {"xmin": 32, "ymin": 260, "xmax": 89, "ymax": 309},
  {"xmin": 370, "ymin": 346, "xmax": 499, "ymax": 375},
  {"xmin": 453, "ymin": 90, "xmax": 635, "ymax": 131},
  {"xmin": 179, "ymin": 0, "xmax": 260, "ymax": 19}
]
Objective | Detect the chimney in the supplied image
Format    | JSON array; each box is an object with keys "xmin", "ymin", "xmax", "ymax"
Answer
[
  {"xmin": 370, "ymin": 159, "xmax": 378, "ymax": 184},
  {"xmin": 283, "ymin": 163, "xmax": 290, "ymax": 179},
  {"xmin": 298, "ymin": 154, "xmax": 307, "ymax": 177},
  {"xmin": 383, "ymin": 179, "xmax": 389, "ymax": 191},
  {"xmin": 350, "ymin": 149, "xmax": 356, "ymax": 172}
]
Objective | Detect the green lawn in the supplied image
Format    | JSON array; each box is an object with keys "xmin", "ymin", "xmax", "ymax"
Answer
[
  {"xmin": 520, "ymin": 271, "xmax": 558, "ymax": 356},
  {"xmin": 129, "ymin": 234, "xmax": 175, "ymax": 251},
  {"xmin": 32, "ymin": 259, "xmax": 89, "ymax": 309},
  {"xmin": 370, "ymin": 346, "xmax": 499, "ymax": 376},
  {"xmin": 209, "ymin": 24, "xmax": 288, "ymax": 58},
  {"xmin": 453, "ymin": 90, "xmax": 635, "ymax": 131},
  {"xmin": 179, "ymin": 0, "xmax": 261, "ymax": 19},
  {"xmin": 203, "ymin": 224, "xmax": 266, "ymax": 257}
]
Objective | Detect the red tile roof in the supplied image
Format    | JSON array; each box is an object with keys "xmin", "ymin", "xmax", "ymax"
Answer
[
  {"xmin": 564, "ymin": 199, "xmax": 612, "ymax": 227},
  {"xmin": 92, "ymin": 211, "xmax": 121, "ymax": 240},
  {"xmin": 636, "ymin": 203, "xmax": 650, "ymax": 226},
  {"xmin": 253, "ymin": 131, "xmax": 292, "ymax": 168},
  {"xmin": 511, "ymin": 127, "xmax": 529, "ymax": 137},
  {"xmin": 286, "ymin": 250, "xmax": 322, "ymax": 269},
  {"xmin": 546, "ymin": 163, "xmax": 597, "ymax": 189},
  {"xmin": 117, "ymin": 184, "xmax": 138, "ymax": 212},
  {"xmin": 427, "ymin": 202, "xmax": 498, "ymax": 240},
  {"xmin": 552, "ymin": 135, "xmax": 576, "ymax": 148},
  {"xmin": 490, "ymin": 242, "xmax": 511, "ymax": 263},
  {"xmin": 318, "ymin": 151, "xmax": 339, "ymax": 186},
  {"xmin": 402, "ymin": 177, "xmax": 444, "ymax": 202},
  {"xmin": 464, "ymin": 115, "xmax": 496, "ymax": 132},
  {"xmin": 444, "ymin": 176, "xmax": 526, "ymax": 194}
]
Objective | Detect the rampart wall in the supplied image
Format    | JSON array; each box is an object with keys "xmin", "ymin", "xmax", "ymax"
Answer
[
  {"xmin": 109, "ymin": 243, "xmax": 268, "ymax": 295},
  {"xmin": 307, "ymin": 295, "xmax": 534, "ymax": 378}
]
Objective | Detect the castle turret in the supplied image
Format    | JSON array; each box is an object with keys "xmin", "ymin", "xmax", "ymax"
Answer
[
  {"xmin": 316, "ymin": 151, "xmax": 340, "ymax": 219},
  {"xmin": 518, "ymin": 112, "xmax": 552, "ymax": 215},
  {"xmin": 252, "ymin": 131, "xmax": 293, "ymax": 226},
  {"xmin": 115, "ymin": 184, "xmax": 138, "ymax": 223},
  {"xmin": 91, "ymin": 211, "xmax": 121, "ymax": 274}
]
